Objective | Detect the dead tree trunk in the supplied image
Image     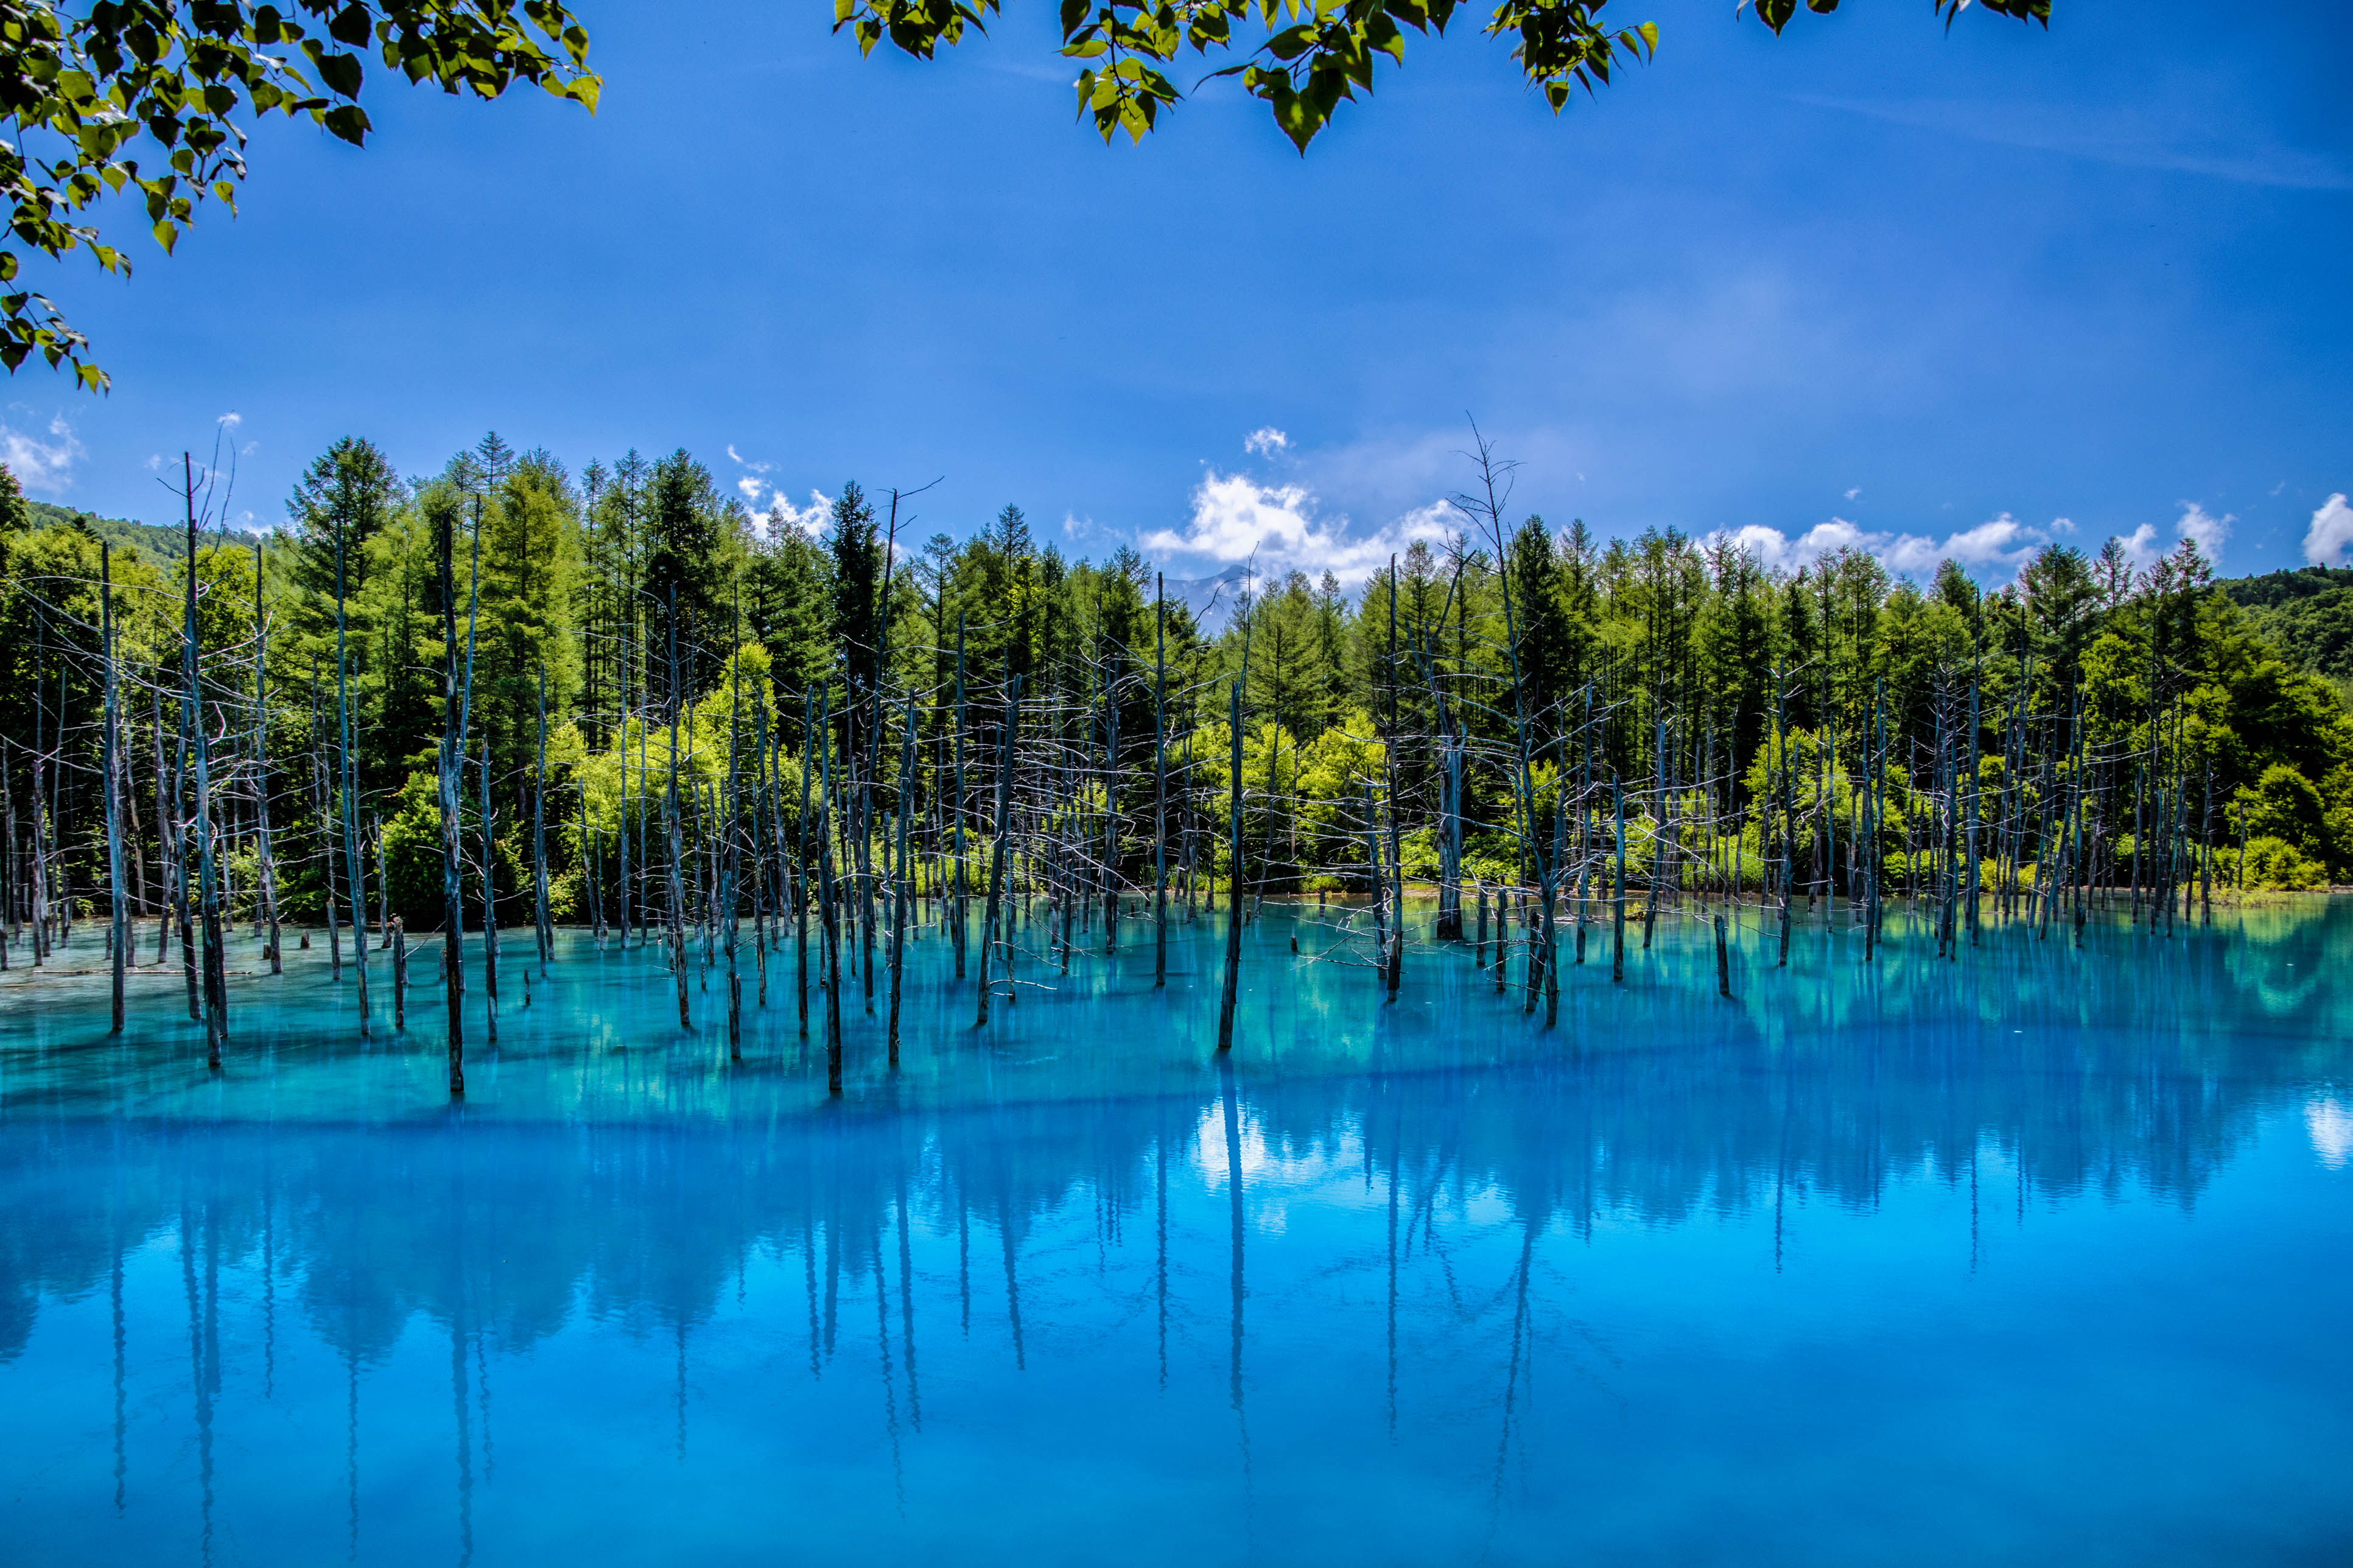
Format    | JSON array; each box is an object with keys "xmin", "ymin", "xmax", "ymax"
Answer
[
  {"xmin": 1218, "ymin": 681, "xmax": 1243, "ymax": 1052},
  {"xmin": 480, "ymin": 737, "xmax": 499, "ymax": 1043},
  {"xmin": 101, "ymin": 543, "xmax": 126, "ymax": 1031},
  {"xmin": 1154, "ymin": 578, "xmax": 1169, "ymax": 989},
  {"xmin": 253, "ymin": 539, "xmax": 281, "ymax": 973},
  {"xmin": 183, "ymin": 458, "xmax": 228, "ymax": 1065},
  {"xmin": 664, "ymin": 585, "xmax": 691, "ymax": 1031},
  {"xmin": 334, "ymin": 500, "xmax": 370, "ymax": 1035},
  {"xmin": 535, "ymin": 665, "xmax": 552, "ymax": 975},
  {"xmin": 817, "ymin": 685, "xmax": 844, "ymax": 1090},
  {"xmin": 888, "ymin": 693, "xmax": 915, "ymax": 1063},
  {"xmin": 798, "ymin": 688, "xmax": 813, "ymax": 1038},
  {"xmin": 974, "ymin": 679, "xmax": 1023, "ymax": 1028}
]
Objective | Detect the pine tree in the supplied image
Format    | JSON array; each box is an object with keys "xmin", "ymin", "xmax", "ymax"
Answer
[
  {"xmin": 643, "ymin": 450, "xmax": 728, "ymax": 709},
  {"xmin": 287, "ymin": 438, "xmax": 402, "ymax": 659}
]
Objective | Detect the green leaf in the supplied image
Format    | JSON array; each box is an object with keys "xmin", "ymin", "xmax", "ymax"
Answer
[{"xmin": 317, "ymin": 51, "xmax": 365, "ymax": 98}]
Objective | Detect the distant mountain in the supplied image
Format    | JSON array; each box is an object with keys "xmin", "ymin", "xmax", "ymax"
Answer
[
  {"xmin": 1161, "ymin": 562, "xmax": 1255, "ymax": 629},
  {"xmin": 18, "ymin": 500, "xmax": 268, "ymax": 565},
  {"xmin": 2221, "ymin": 564, "xmax": 2353, "ymax": 685}
]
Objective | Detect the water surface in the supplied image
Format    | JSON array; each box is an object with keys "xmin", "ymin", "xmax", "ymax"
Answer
[{"xmin": 4, "ymin": 899, "xmax": 2350, "ymax": 1565}]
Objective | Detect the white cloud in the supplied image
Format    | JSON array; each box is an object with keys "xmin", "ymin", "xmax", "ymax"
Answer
[
  {"xmin": 1140, "ymin": 472, "xmax": 1452, "ymax": 588},
  {"xmin": 2113, "ymin": 522, "xmax": 2165, "ymax": 569},
  {"xmin": 217, "ymin": 411, "xmax": 242, "ymax": 430},
  {"xmin": 762, "ymin": 489, "xmax": 832, "ymax": 542},
  {"xmin": 2174, "ymin": 500, "xmax": 2232, "ymax": 564},
  {"xmin": 2302, "ymin": 494, "xmax": 2353, "ymax": 567},
  {"xmin": 2109, "ymin": 504, "xmax": 2232, "ymax": 573},
  {"xmin": 1844, "ymin": 486, "xmax": 1862, "ymax": 500},
  {"xmin": 1243, "ymin": 426, "xmax": 1289, "ymax": 458},
  {"xmin": 1708, "ymin": 511, "xmax": 2057, "ymax": 581},
  {"xmin": 0, "ymin": 413, "xmax": 84, "ymax": 494},
  {"xmin": 727, "ymin": 446, "xmax": 780, "ymax": 511}
]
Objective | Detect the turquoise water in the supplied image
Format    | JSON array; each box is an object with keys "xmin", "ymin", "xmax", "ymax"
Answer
[{"xmin": 3, "ymin": 898, "xmax": 2350, "ymax": 1566}]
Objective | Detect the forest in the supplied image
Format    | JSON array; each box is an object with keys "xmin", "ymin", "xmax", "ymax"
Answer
[{"xmin": 2, "ymin": 430, "xmax": 2348, "ymax": 1049}]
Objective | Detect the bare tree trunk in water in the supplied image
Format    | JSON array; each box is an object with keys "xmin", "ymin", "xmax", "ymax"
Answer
[
  {"xmin": 314, "ymin": 662, "xmax": 339, "ymax": 982},
  {"xmin": 1218, "ymin": 682, "xmax": 1243, "ymax": 1053},
  {"xmin": 974, "ymin": 680, "xmax": 1022, "ymax": 1029},
  {"xmin": 334, "ymin": 506, "xmax": 370, "ymax": 1034},
  {"xmin": 102, "ymin": 543, "xmax": 127, "ymax": 1031},
  {"xmin": 438, "ymin": 500, "xmax": 474, "ymax": 1094},
  {"xmin": 798, "ymin": 690, "xmax": 813, "ymax": 1038},
  {"xmin": 535, "ymin": 667, "xmax": 552, "ymax": 973},
  {"xmin": 480, "ymin": 737, "xmax": 498, "ymax": 1045},
  {"xmin": 888, "ymin": 693, "xmax": 914, "ymax": 1063},
  {"xmin": 1154, "ymin": 578, "xmax": 1168, "ymax": 988},
  {"xmin": 664, "ymin": 584, "xmax": 690, "ymax": 1032},
  {"xmin": 152, "ymin": 687, "xmax": 174, "ymax": 967},
  {"xmin": 725, "ymin": 626, "xmax": 743, "ymax": 1061},
  {"xmin": 953, "ymin": 617, "xmax": 967, "ymax": 980},
  {"xmin": 184, "ymin": 457, "xmax": 228, "ymax": 1065},
  {"xmin": 174, "ymin": 593, "xmax": 198, "ymax": 1020},
  {"xmin": 254, "ymin": 539, "xmax": 282, "ymax": 974},
  {"xmin": 817, "ymin": 685, "xmax": 844, "ymax": 1089}
]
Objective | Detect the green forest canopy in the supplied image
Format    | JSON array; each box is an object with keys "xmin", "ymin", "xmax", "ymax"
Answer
[{"xmin": 2, "ymin": 429, "xmax": 2348, "ymax": 942}]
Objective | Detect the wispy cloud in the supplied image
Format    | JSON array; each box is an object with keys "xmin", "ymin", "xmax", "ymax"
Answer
[
  {"xmin": 1243, "ymin": 426, "xmax": 1289, "ymax": 458},
  {"xmin": 762, "ymin": 489, "xmax": 832, "ymax": 542},
  {"xmin": 2304, "ymin": 493, "xmax": 2353, "ymax": 567},
  {"xmin": 1798, "ymin": 96, "xmax": 2353, "ymax": 191},
  {"xmin": 728, "ymin": 445, "xmax": 784, "ymax": 513},
  {"xmin": 0, "ymin": 413, "xmax": 84, "ymax": 494}
]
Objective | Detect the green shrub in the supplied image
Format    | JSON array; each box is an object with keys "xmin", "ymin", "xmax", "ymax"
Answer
[{"xmin": 2222, "ymin": 835, "xmax": 2329, "ymax": 892}]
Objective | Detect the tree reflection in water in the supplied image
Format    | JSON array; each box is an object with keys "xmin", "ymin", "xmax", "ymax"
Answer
[{"xmin": 3, "ymin": 900, "xmax": 2350, "ymax": 1565}]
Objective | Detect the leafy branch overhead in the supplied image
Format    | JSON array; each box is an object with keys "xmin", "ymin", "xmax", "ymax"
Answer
[
  {"xmin": 833, "ymin": 0, "xmax": 2050, "ymax": 150},
  {"xmin": 0, "ymin": 1, "xmax": 599, "ymax": 391}
]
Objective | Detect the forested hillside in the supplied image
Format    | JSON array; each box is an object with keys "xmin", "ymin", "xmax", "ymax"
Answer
[
  {"xmin": 2223, "ymin": 565, "xmax": 2353, "ymax": 691},
  {"xmin": 2, "ymin": 432, "xmax": 2346, "ymax": 970}
]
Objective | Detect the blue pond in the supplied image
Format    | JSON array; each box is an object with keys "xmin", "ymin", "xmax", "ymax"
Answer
[{"xmin": 2, "ymin": 898, "xmax": 2350, "ymax": 1566}]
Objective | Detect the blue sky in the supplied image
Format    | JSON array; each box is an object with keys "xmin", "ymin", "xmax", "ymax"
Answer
[{"xmin": 11, "ymin": 0, "xmax": 2351, "ymax": 587}]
